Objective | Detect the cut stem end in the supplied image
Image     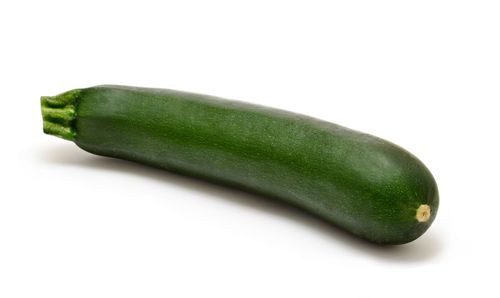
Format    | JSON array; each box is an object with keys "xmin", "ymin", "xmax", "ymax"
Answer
[{"xmin": 41, "ymin": 89, "xmax": 81, "ymax": 141}]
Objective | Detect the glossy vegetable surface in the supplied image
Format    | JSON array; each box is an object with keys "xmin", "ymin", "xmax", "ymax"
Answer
[{"xmin": 41, "ymin": 85, "xmax": 439, "ymax": 244}]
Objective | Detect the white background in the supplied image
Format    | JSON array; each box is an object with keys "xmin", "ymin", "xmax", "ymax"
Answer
[{"xmin": 1, "ymin": 0, "xmax": 499, "ymax": 297}]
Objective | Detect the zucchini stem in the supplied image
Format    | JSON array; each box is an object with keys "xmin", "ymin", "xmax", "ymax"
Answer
[{"xmin": 41, "ymin": 89, "xmax": 81, "ymax": 141}]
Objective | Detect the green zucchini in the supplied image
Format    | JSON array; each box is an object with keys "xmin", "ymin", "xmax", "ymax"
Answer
[{"xmin": 41, "ymin": 85, "xmax": 439, "ymax": 244}]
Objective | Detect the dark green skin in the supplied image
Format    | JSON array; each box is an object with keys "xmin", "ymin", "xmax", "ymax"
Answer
[{"xmin": 43, "ymin": 85, "xmax": 439, "ymax": 244}]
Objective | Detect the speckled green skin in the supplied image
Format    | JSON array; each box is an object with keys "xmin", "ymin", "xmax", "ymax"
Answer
[{"xmin": 42, "ymin": 85, "xmax": 439, "ymax": 244}]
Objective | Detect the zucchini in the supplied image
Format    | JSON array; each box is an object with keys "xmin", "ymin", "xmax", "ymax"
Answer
[{"xmin": 41, "ymin": 85, "xmax": 439, "ymax": 244}]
